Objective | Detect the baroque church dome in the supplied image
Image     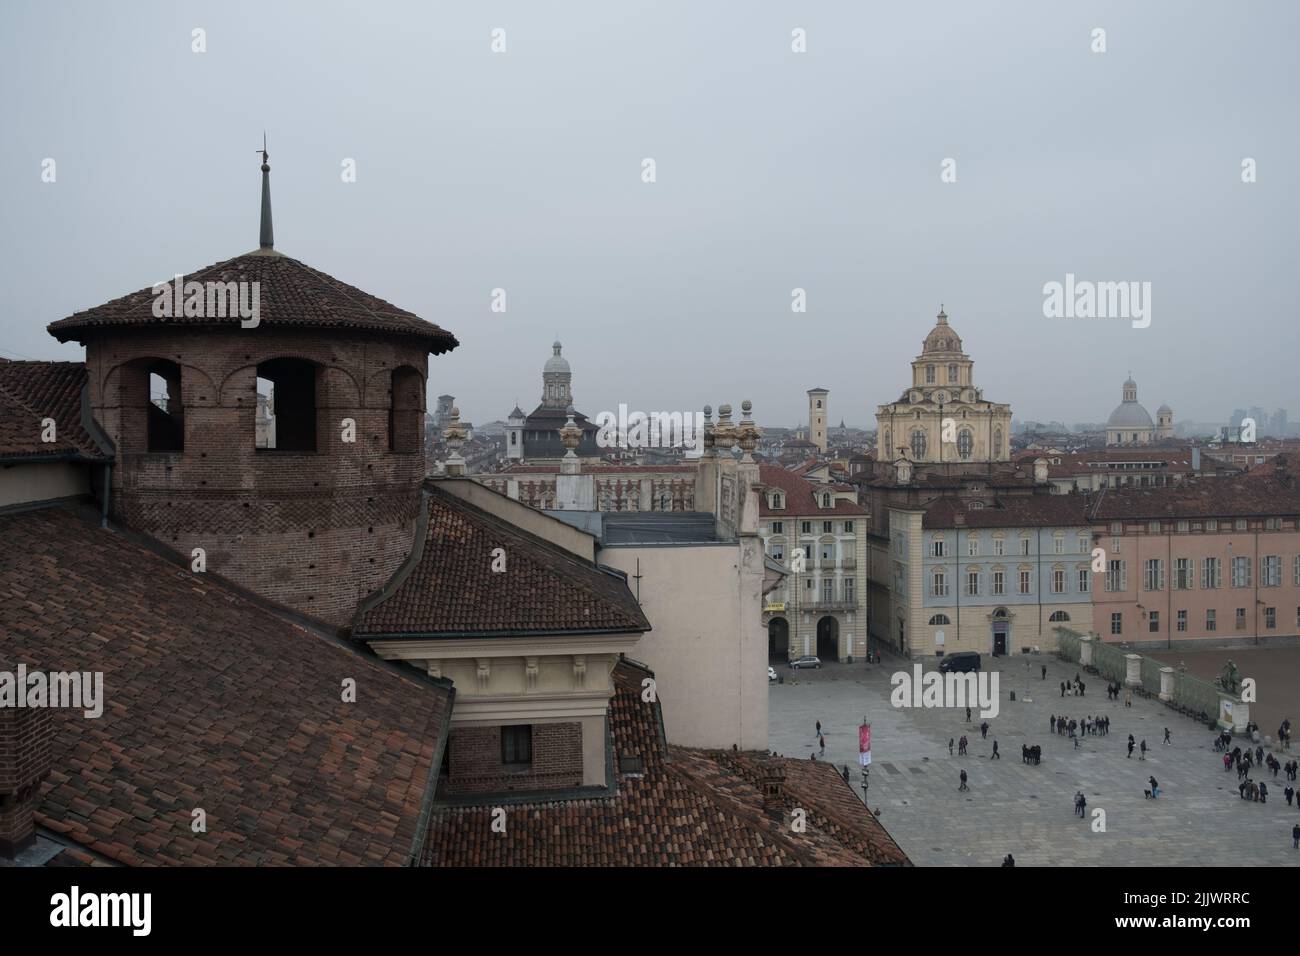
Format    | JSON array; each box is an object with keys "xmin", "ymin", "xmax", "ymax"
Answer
[
  {"xmin": 1106, "ymin": 377, "xmax": 1155, "ymax": 429},
  {"xmin": 921, "ymin": 309, "xmax": 964, "ymax": 355}
]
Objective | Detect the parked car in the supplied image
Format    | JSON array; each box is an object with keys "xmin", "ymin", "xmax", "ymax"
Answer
[
  {"xmin": 938, "ymin": 651, "xmax": 981, "ymax": 673},
  {"xmin": 790, "ymin": 655, "xmax": 822, "ymax": 670},
  {"xmin": 768, "ymin": 666, "xmax": 778, "ymax": 682}
]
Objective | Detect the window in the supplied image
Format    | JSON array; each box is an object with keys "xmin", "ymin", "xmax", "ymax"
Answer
[
  {"xmin": 1173, "ymin": 609, "xmax": 1187, "ymax": 632},
  {"xmin": 1052, "ymin": 569, "xmax": 1065, "ymax": 594},
  {"xmin": 843, "ymin": 521, "xmax": 853, "ymax": 533},
  {"xmin": 1236, "ymin": 608, "xmax": 1246, "ymax": 630},
  {"xmin": 1143, "ymin": 559, "xmax": 1164, "ymax": 592},
  {"xmin": 1148, "ymin": 521, "xmax": 1162, "ymax": 534},
  {"xmin": 1262, "ymin": 555, "xmax": 1282, "ymax": 587},
  {"xmin": 843, "ymin": 578, "xmax": 855, "ymax": 604},
  {"xmin": 893, "ymin": 561, "xmax": 907, "ymax": 597},
  {"xmin": 388, "ymin": 366, "xmax": 424, "ymax": 454},
  {"xmin": 1111, "ymin": 612, "xmax": 1123, "ymax": 635},
  {"xmin": 1295, "ymin": 556, "xmax": 1300, "ymax": 586},
  {"xmin": 772, "ymin": 521, "xmax": 783, "ymax": 534},
  {"xmin": 501, "ymin": 725, "xmax": 533, "ymax": 767},
  {"xmin": 1078, "ymin": 534, "xmax": 1089, "ymax": 554},
  {"xmin": 932, "ymin": 538, "xmax": 947, "ymax": 557},
  {"xmin": 1078, "ymin": 568, "xmax": 1090, "ymax": 592},
  {"xmin": 255, "ymin": 357, "xmax": 318, "ymax": 451},
  {"xmin": 911, "ymin": 429, "xmax": 927, "ymax": 459},
  {"xmin": 967, "ymin": 536, "xmax": 979, "ymax": 557},
  {"xmin": 993, "ymin": 536, "xmax": 1005, "ymax": 557},
  {"xmin": 1109, "ymin": 522, "xmax": 1122, "ymax": 535},
  {"xmin": 1206, "ymin": 609, "xmax": 1217, "ymax": 631},
  {"xmin": 967, "ymin": 569, "xmax": 980, "ymax": 596},
  {"xmin": 1049, "ymin": 610, "xmax": 1070, "ymax": 622},
  {"xmin": 822, "ymin": 494, "xmax": 831, "ymax": 509},
  {"xmin": 1235, "ymin": 519, "xmax": 1247, "ymax": 531},
  {"xmin": 1105, "ymin": 559, "xmax": 1126, "ymax": 592},
  {"xmin": 947, "ymin": 363, "xmax": 958, "ymax": 382},
  {"xmin": 1202, "ymin": 557, "xmax": 1221, "ymax": 589},
  {"xmin": 1053, "ymin": 535, "xmax": 1065, "ymax": 555},
  {"xmin": 1231, "ymin": 556, "xmax": 1252, "ymax": 588},
  {"xmin": 822, "ymin": 579, "xmax": 833, "ymax": 603},
  {"xmin": 1206, "ymin": 519, "xmax": 1218, "ymax": 532},
  {"xmin": 1174, "ymin": 558, "xmax": 1192, "ymax": 590},
  {"xmin": 957, "ymin": 429, "xmax": 973, "ymax": 459},
  {"xmin": 772, "ymin": 494, "xmax": 783, "ymax": 509},
  {"xmin": 134, "ymin": 359, "xmax": 185, "ymax": 452},
  {"xmin": 1018, "ymin": 569, "xmax": 1032, "ymax": 595},
  {"xmin": 1148, "ymin": 611, "xmax": 1160, "ymax": 633},
  {"xmin": 932, "ymin": 570, "xmax": 948, "ymax": 597},
  {"xmin": 801, "ymin": 522, "xmax": 812, "ymax": 534},
  {"xmin": 1111, "ymin": 537, "xmax": 1122, "ymax": 554},
  {"xmin": 823, "ymin": 521, "xmax": 833, "ymax": 534},
  {"xmin": 925, "ymin": 364, "xmax": 936, "ymax": 384},
  {"xmin": 1265, "ymin": 607, "xmax": 1276, "ymax": 630},
  {"xmin": 929, "ymin": 614, "xmax": 951, "ymax": 626},
  {"xmin": 992, "ymin": 570, "xmax": 1006, "ymax": 595},
  {"xmin": 1176, "ymin": 520, "xmax": 1189, "ymax": 533},
  {"xmin": 1020, "ymin": 537, "xmax": 1031, "ymax": 556}
]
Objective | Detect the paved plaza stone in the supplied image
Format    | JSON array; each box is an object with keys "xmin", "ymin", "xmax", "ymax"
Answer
[{"xmin": 769, "ymin": 652, "xmax": 1300, "ymax": 866}]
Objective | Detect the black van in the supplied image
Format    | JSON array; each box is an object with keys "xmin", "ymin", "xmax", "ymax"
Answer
[{"xmin": 938, "ymin": 651, "xmax": 981, "ymax": 673}]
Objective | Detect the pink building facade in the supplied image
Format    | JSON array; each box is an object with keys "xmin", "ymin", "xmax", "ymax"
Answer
[{"xmin": 1089, "ymin": 460, "xmax": 1300, "ymax": 648}]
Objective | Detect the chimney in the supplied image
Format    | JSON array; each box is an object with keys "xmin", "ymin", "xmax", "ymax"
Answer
[
  {"xmin": 0, "ymin": 703, "xmax": 54, "ymax": 858},
  {"xmin": 760, "ymin": 760, "xmax": 788, "ymax": 819},
  {"xmin": 1033, "ymin": 457, "xmax": 1049, "ymax": 485}
]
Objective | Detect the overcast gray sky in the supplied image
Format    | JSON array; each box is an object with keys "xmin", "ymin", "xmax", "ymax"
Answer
[{"xmin": 2, "ymin": 0, "xmax": 1296, "ymax": 430}]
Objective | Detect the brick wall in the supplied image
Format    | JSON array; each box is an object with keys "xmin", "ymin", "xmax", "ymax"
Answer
[
  {"xmin": 0, "ymin": 706, "xmax": 54, "ymax": 857},
  {"xmin": 85, "ymin": 327, "xmax": 435, "ymax": 625},
  {"xmin": 441, "ymin": 722, "xmax": 583, "ymax": 796}
]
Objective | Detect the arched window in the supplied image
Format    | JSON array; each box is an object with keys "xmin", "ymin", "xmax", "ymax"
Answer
[
  {"xmin": 910, "ymin": 429, "xmax": 927, "ymax": 459},
  {"xmin": 388, "ymin": 366, "xmax": 424, "ymax": 454},
  {"xmin": 256, "ymin": 357, "xmax": 318, "ymax": 451},
  {"xmin": 120, "ymin": 358, "xmax": 185, "ymax": 452},
  {"xmin": 925, "ymin": 364, "xmax": 936, "ymax": 384},
  {"xmin": 957, "ymin": 428, "xmax": 973, "ymax": 460},
  {"xmin": 1049, "ymin": 610, "xmax": 1071, "ymax": 622},
  {"xmin": 928, "ymin": 614, "xmax": 951, "ymax": 626}
]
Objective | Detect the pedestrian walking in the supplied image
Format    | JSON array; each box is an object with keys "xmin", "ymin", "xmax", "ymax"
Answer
[
  {"xmin": 1286, "ymin": 785, "xmax": 1295, "ymax": 807},
  {"xmin": 1163, "ymin": 728, "xmax": 1171, "ymax": 745},
  {"xmin": 992, "ymin": 740, "xmax": 1000, "ymax": 760},
  {"xmin": 959, "ymin": 769, "xmax": 969, "ymax": 792},
  {"xmin": 1127, "ymin": 735, "xmax": 1135, "ymax": 758},
  {"xmin": 980, "ymin": 721, "xmax": 989, "ymax": 740},
  {"xmin": 819, "ymin": 735, "xmax": 825, "ymax": 756},
  {"xmin": 816, "ymin": 720, "xmax": 822, "ymax": 737},
  {"xmin": 966, "ymin": 706, "xmax": 972, "ymax": 723},
  {"xmin": 948, "ymin": 737, "xmax": 954, "ymax": 756},
  {"xmin": 1145, "ymin": 776, "xmax": 1159, "ymax": 799},
  {"xmin": 1061, "ymin": 681, "xmax": 1066, "ymax": 698},
  {"xmin": 1293, "ymin": 824, "xmax": 1300, "ymax": 850},
  {"xmin": 959, "ymin": 735, "xmax": 968, "ymax": 756},
  {"xmin": 1140, "ymin": 739, "xmax": 1148, "ymax": 760},
  {"xmin": 1041, "ymin": 665, "xmax": 1047, "ymax": 680}
]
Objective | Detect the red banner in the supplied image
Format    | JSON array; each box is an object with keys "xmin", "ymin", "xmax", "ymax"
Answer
[{"xmin": 858, "ymin": 723, "xmax": 871, "ymax": 766}]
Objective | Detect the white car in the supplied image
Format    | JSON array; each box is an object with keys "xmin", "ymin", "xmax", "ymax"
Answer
[{"xmin": 768, "ymin": 666, "xmax": 778, "ymax": 682}]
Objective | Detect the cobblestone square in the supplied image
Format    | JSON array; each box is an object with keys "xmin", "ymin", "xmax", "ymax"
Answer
[{"xmin": 769, "ymin": 652, "xmax": 1300, "ymax": 866}]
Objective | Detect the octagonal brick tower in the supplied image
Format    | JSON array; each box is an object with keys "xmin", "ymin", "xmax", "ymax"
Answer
[{"xmin": 47, "ymin": 151, "xmax": 458, "ymax": 626}]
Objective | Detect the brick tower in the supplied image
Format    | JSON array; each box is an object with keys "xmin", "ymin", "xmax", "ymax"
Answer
[{"xmin": 48, "ymin": 147, "xmax": 458, "ymax": 626}]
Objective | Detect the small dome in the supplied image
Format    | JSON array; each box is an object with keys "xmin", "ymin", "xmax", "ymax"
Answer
[
  {"xmin": 921, "ymin": 308, "xmax": 963, "ymax": 355},
  {"xmin": 544, "ymin": 341, "xmax": 570, "ymax": 375},
  {"xmin": 1107, "ymin": 402, "xmax": 1155, "ymax": 429},
  {"xmin": 1157, "ymin": 404, "xmax": 1172, "ymax": 414}
]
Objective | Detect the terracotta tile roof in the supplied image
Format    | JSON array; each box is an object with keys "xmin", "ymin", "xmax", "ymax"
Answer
[
  {"xmin": 497, "ymin": 463, "xmax": 696, "ymax": 475},
  {"xmin": 423, "ymin": 660, "xmax": 910, "ymax": 866},
  {"xmin": 354, "ymin": 483, "xmax": 650, "ymax": 638},
  {"xmin": 922, "ymin": 494, "xmax": 1090, "ymax": 529},
  {"xmin": 1015, "ymin": 449, "xmax": 1199, "ymax": 478},
  {"xmin": 0, "ymin": 505, "xmax": 452, "ymax": 866},
  {"xmin": 758, "ymin": 464, "xmax": 866, "ymax": 518},
  {"xmin": 47, "ymin": 251, "xmax": 458, "ymax": 353},
  {"xmin": 1088, "ymin": 466, "xmax": 1300, "ymax": 521},
  {"xmin": 0, "ymin": 361, "xmax": 107, "ymax": 461}
]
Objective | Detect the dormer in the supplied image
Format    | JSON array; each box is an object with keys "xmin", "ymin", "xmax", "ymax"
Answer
[{"xmin": 768, "ymin": 490, "xmax": 785, "ymax": 510}]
